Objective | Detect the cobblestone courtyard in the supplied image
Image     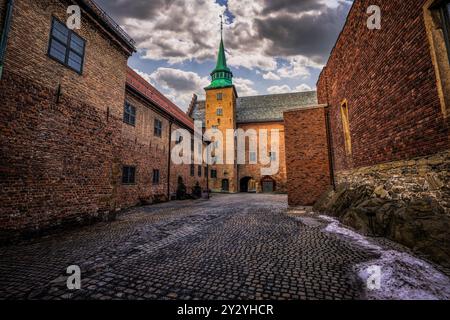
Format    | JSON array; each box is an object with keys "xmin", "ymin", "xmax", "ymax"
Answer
[{"xmin": 0, "ymin": 194, "xmax": 443, "ymax": 300}]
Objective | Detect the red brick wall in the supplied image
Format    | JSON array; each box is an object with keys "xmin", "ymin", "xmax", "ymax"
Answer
[
  {"xmin": 284, "ymin": 107, "xmax": 331, "ymax": 206},
  {"xmin": 317, "ymin": 0, "xmax": 449, "ymax": 172},
  {"xmin": 237, "ymin": 122, "xmax": 287, "ymax": 193},
  {"xmin": 169, "ymin": 123, "xmax": 207, "ymax": 196},
  {"xmin": 0, "ymin": 71, "xmax": 123, "ymax": 239}
]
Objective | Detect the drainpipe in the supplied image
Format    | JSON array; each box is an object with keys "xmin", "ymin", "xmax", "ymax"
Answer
[
  {"xmin": 325, "ymin": 106, "xmax": 336, "ymax": 191},
  {"xmin": 167, "ymin": 119, "xmax": 173, "ymax": 200},
  {"xmin": 323, "ymin": 69, "xmax": 336, "ymax": 191},
  {"xmin": 0, "ymin": 0, "xmax": 14, "ymax": 80}
]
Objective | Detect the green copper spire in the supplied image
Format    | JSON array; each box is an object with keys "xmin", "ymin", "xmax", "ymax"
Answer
[{"xmin": 205, "ymin": 16, "xmax": 233, "ymax": 90}]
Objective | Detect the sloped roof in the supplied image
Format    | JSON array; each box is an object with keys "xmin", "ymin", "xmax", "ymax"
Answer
[
  {"xmin": 77, "ymin": 0, "xmax": 136, "ymax": 53},
  {"xmin": 189, "ymin": 91, "xmax": 318, "ymax": 125},
  {"xmin": 126, "ymin": 68, "xmax": 194, "ymax": 129}
]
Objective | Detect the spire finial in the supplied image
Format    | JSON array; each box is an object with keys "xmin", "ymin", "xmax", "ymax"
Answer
[{"xmin": 220, "ymin": 14, "xmax": 223, "ymax": 39}]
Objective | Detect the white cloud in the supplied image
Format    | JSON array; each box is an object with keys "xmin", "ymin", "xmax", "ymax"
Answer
[
  {"xmin": 134, "ymin": 67, "xmax": 209, "ymax": 110},
  {"xmin": 263, "ymin": 72, "xmax": 281, "ymax": 81},
  {"xmin": 295, "ymin": 84, "xmax": 313, "ymax": 92},
  {"xmin": 234, "ymin": 77, "xmax": 259, "ymax": 96},
  {"xmin": 267, "ymin": 85, "xmax": 292, "ymax": 94}
]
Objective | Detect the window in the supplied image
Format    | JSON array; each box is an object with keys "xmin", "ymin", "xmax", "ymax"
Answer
[
  {"xmin": 198, "ymin": 165, "xmax": 202, "ymax": 177},
  {"xmin": 217, "ymin": 93, "xmax": 223, "ymax": 100},
  {"xmin": 269, "ymin": 152, "xmax": 277, "ymax": 161},
  {"xmin": 211, "ymin": 170, "xmax": 217, "ymax": 179},
  {"xmin": 154, "ymin": 119, "xmax": 162, "ymax": 137},
  {"xmin": 340, "ymin": 100, "xmax": 352, "ymax": 155},
  {"xmin": 190, "ymin": 164, "xmax": 195, "ymax": 177},
  {"xmin": 212, "ymin": 125, "xmax": 219, "ymax": 130},
  {"xmin": 152, "ymin": 169, "xmax": 160, "ymax": 185},
  {"xmin": 249, "ymin": 151, "xmax": 257, "ymax": 163},
  {"xmin": 48, "ymin": 17, "xmax": 86, "ymax": 74},
  {"xmin": 122, "ymin": 166, "xmax": 136, "ymax": 184},
  {"xmin": 123, "ymin": 101, "xmax": 136, "ymax": 126},
  {"xmin": 217, "ymin": 108, "xmax": 223, "ymax": 116},
  {"xmin": 176, "ymin": 131, "xmax": 183, "ymax": 144}
]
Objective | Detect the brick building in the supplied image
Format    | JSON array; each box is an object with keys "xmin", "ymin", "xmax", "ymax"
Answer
[
  {"xmin": 285, "ymin": 0, "xmax": 450, "ymax": 266},
  {"xmin": 188, "ymin": 30, "xmax": 318, "ymax": 193},
  {"xmin": 0, "ymin": 0, "xmax": 206, "ymax": 241}
]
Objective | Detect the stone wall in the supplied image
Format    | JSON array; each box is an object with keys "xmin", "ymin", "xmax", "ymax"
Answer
[
  {"xmin": 284, "ymin": 106, "xmax": 331, "ymax": 206},
  {"xmin": 315, "ymin": 0, "xmax": 450, "ymax": 267},
  {"xmin": 314, "ymin": 151, "xmax": 450, "ymax": 267}
]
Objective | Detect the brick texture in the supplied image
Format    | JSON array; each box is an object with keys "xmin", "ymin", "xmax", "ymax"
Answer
[
  {"xmin": 237, "ymin": 122, "xmax": 288, "ymax": 193},
  {"xmin": 317, "ymin": 0, "xmax": 450, "ymax": 173},
  {"xmin": 0, "ymin": 0, "xmax": 206, "ymax": 240},
  {"xmin": 284, "ymin": 107, "xmax": 331, "ymax": 206}
]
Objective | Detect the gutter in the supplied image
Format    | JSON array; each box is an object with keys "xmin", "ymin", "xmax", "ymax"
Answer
[{"xmin": 0, "ymin": 0, "xmax": 14, "ymax": 80}]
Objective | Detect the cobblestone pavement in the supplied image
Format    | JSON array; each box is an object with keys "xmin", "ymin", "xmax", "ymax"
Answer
[{"xmin": 0, "ymin": 194, "xmax": 383, "ymax": 300}]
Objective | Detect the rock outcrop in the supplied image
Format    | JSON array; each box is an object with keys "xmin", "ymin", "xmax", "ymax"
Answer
[{"xmin": 314, "ymin": 152, "xmax": 450, "ymax": 267}]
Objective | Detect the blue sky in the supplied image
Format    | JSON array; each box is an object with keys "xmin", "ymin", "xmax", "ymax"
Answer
[{"xmin": 97, "ymin": 0, "xmax": 353, "ymax": 110}]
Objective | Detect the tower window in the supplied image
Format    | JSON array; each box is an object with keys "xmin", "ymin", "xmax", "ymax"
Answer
[
  {"xmin": 217, "ymin": 108, "xmax": 223, "ymax": 116},
  {"xmin": 217, "ymin": 93, "xmax": 223, "ymax": 101},
  {"xmin": 269, "ymin": 152, "xmax": 277, "ymax": 161},
  {"xmin": 250, "ymin": 152, "xmax": 257, "ymax": 163},
  {"xmin": 340, "ymin": 100, "xmax": 352, "ymax": 155}
]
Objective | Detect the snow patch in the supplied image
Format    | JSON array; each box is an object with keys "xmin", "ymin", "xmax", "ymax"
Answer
[{"xmin": 319, "ymin": 215, "xmax": 450, "ymax": 300}]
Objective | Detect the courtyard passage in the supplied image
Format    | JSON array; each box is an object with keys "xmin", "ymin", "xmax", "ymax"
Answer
[{"xmin": 0, "ymin": 194, "xmax": 449, "ymax": 300}]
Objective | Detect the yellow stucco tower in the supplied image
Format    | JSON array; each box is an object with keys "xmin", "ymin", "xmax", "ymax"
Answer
[{"xmin": 204, "ymin": 27, "xmax": 238, "ymax": 192}]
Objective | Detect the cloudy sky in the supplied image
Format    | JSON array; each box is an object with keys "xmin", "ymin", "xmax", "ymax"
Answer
[{"xmin": 96, "ymin": 0, "xmax": 353, "ymax": 110}]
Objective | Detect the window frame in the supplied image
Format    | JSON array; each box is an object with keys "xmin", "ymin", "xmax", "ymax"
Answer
[
  {"xmin": 122, "ymin": 166, "xmax": 136, "ymax": 185},
  {"xmin": 198, "ymin": 165, "xmax": 202, "ymax": 177},
  {"xmin": 211, "ymin": 169, "xmax": 217, "ymax": 179},
  {"xmin": 216, "ymin": 93, "xmax": 223, "ymax": 101},
  {"xmin": 340, "ymin": 100, "xmax": 352, "ymax": 155},
  {"xmin": 190, "ymin": 164, "xmax": 195, "ymax": 177},
  {"xmin": 152, "ymin": 169, "xmax": 160, "ymax": 185},
  {"xmin": 216, "ymin": 108, "xmax": 223, "ymax": 116},
  {"xmin": 123, "ymin": 101, "xmax": 136, "ymax": 126},
  {"xmin": 154, "ymin": 119, "xmax": 163, "ymax": 137},
  {"xmin": 249, "ymin": 151, "xmax": 257, "ymax": 163},
  {"xmin": 47, "ymin": 17, "xmax": 86, "ymax": 75}
]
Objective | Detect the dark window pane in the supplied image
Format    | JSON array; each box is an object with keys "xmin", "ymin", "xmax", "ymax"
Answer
[
  {"xmin": 122, "ymin": 166, "xmax": 135, "ymax": 184},
  {"xmin": 70, "ymin": 34, "xmax": 85, "ymax": 55},
  {"xmin": 68, "ymin": 51, "xmax": 82, "ymax": 72},
  {"xmin": 49, "ymin": 40, "xmax": 66, "ymax": 63},
  {"xmin": 123, "ymin": 102, "xmax": 136, "ymax": 125},
  {"xmin": 52, "ymin": 20, "xmax": 69, "ymax": 43},
  {"xmin": 48, "ymin": 18, "xmax": 86, "ymax": 74}
]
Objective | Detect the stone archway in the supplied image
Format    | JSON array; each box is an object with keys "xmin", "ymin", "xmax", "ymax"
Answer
[
  {"xmin": 261, "ymin": 176, "xmax": 276, "ymax": 193},
  {"xmin": 240, "ymin": 177, "xmax": 252, "ymax": 192}
]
